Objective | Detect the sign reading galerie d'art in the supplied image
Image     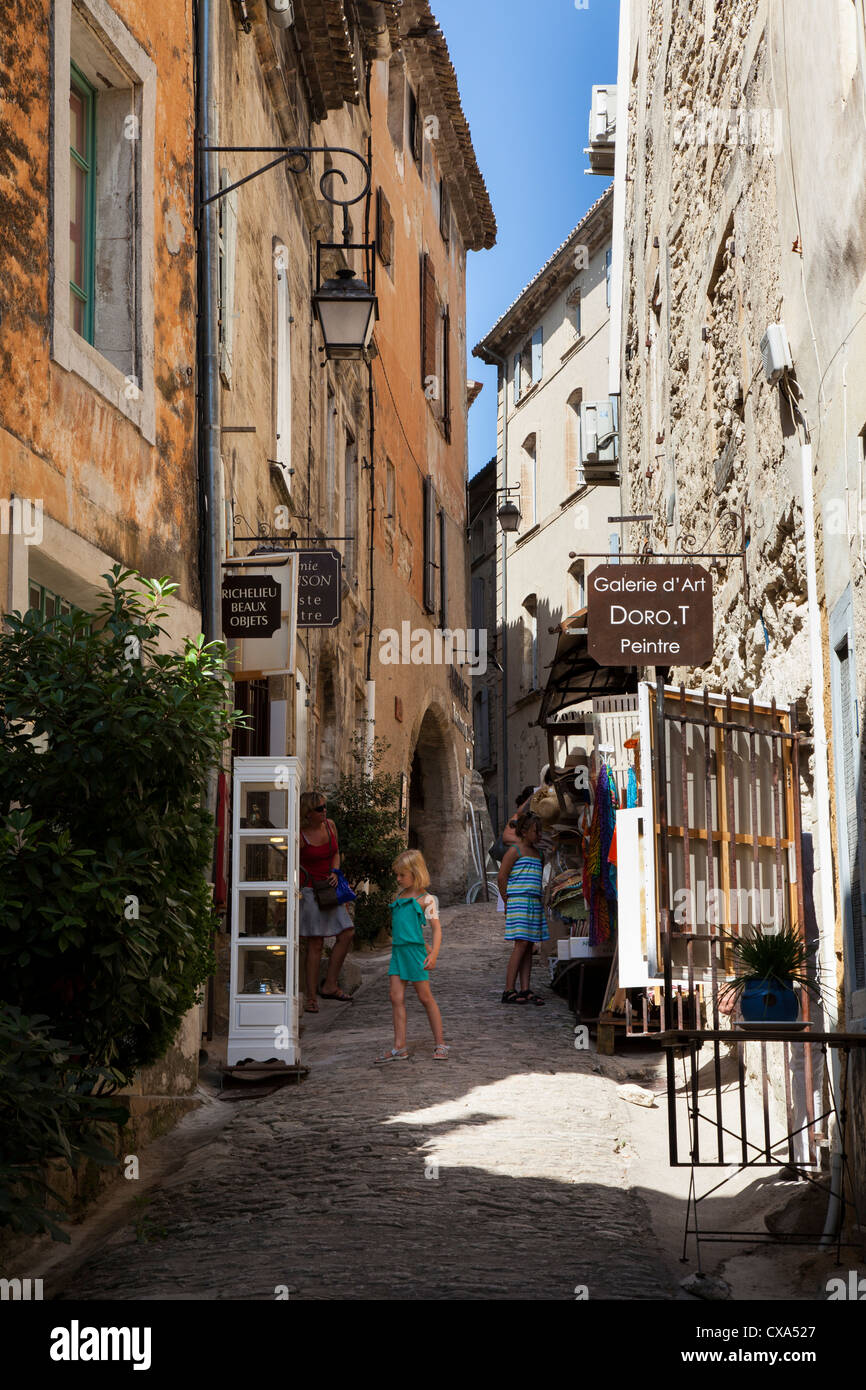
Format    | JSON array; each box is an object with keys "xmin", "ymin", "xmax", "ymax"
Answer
[{"xmin": 588, "ymin": 564, "xmax": 713, "ymax": 666}]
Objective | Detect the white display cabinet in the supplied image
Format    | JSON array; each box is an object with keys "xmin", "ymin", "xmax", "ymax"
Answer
[{"xmin": 227, "ymin": 756, "xmax": 300, "ymax": 1065}]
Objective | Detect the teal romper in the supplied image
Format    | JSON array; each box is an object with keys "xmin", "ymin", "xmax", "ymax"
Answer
[{"xmin": 389, "ymin": 894, "xmax": 431, "ymax": 982}]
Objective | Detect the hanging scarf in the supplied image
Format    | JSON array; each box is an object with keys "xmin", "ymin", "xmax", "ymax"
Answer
[
  {"xmin": 582, "ymin": 763, "xmax": 618, "ymax": 945},
  {"xmin": 627, "ymin": 764, "xmax": 638, "ymax": 809}
]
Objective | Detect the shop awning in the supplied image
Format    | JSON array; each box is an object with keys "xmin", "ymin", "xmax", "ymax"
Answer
[{"xmin": 537, "ymin": 610, "xmax": 638, "ymax": 727}]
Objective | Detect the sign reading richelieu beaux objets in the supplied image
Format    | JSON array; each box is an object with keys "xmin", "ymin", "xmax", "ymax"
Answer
[
  {"xmin": 221, "ymin": 576, "xmax": 282, "ymax": 637},
  {"xmin": 297, "ymin": 548, "xmax": 341, "ymax": 628},
  {"xmin": 588, "ymin": 564, "xmax": 713, "ymax": 666}
]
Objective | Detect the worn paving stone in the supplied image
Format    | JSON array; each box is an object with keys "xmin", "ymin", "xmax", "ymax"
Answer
[{"xmin": 57, "ymin": 905, "xmax": 678, "ymax": 1301}]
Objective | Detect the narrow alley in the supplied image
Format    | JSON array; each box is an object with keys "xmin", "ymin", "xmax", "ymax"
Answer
[{"xmin": 55, "ymin": 906, "xmax": 679, "ymax": 1302}]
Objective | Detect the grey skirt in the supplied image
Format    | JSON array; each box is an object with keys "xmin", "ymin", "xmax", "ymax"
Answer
[{"xmin": 298, "ymin": 885, "xmax": 354, "ymax": 938}]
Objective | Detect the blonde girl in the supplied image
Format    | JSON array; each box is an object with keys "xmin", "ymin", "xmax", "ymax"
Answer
[{"xmin": 375, "ymin": 848, "xmax": 448, "ymax": 1062}]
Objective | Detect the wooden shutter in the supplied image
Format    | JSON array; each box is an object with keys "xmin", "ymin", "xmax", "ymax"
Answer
[
  {"xmin": 275, "ymin": 264, "xmax": 291, "ymax": 488},
  {"xmin": 423, "ymin": 475, "xmax": 436, "ymax": 613},
  {"xmin": 531, "ymin": 325, "xmax": 543, "ymax": 383},
  {"xmin": 442, "ymin": 307, "xmax": 451, "ymax": 441},
  {"xmin": 513, "ymin": 351, "xmax": 521, "ymax": 403},
  {"xmin": 421, "ymin": 253, "xmax": 437, "ymax": 387},
  {"xmin": 439, "ymin": 179, "xmax": 450, "ymax": 243},
  {"xmin": 376, "ymin": 187, "xmax": 393, "ymax": 268},
  {"xmin": 438, "ymin": 508, "xmax": 447, "ymax": 625}
]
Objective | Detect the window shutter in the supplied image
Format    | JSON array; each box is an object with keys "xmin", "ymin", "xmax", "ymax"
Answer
[
  {"xmin": 531, "ymin": 325, "xmax": 543, "ymax": 383},
  {"xmin": 219, "ymin": 170, "xmax": 238, "ymax": 386},
  {"xmin": 275, "ymin": 264, "xmax": 292, "ymax": 489},
  {"xmin": 439, "ymin": 179, "xmax": 450, "ymax": 243},
  {"xmin": 376, "ymin": 187, "xmax": 393, "ymax": 268},
  {"xmin": 423, "ymin": 476, "xmax": 436, "ymax": 613},
  {"xmin": 471, "ymin": 576, "xmax": 485, "ymax": 633},
  {"xmin": 839, "ymin": 642, "xmax": 866, "ymax": 988},
  {"xmin": 442, "ymin": 307, "xmax": 451, "ymax": 440},
  {"xmin": 439, "ymin": 508, "xmax": 447, "ymax": 625},
  {"xmin": 513, "ymin": 352, "xmax": 521, "ymax": 403},
  {"xmin": 421, "ymin": 253, "xmax": 437, "ymax": 388}
]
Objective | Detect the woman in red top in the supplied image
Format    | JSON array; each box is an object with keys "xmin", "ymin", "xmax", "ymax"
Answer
[{"xmin": 298, "ymin": 789, "xmax": 354, "ymax": 1011}]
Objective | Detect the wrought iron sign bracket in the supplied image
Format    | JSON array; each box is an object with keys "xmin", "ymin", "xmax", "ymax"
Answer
[{"xmin": 570, "ymin": 506, "xmax": 749, "ymax": 601}]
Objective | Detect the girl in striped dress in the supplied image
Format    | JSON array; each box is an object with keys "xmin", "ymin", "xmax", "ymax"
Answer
[{"xmin": 498, "ymin": 810, "xmax": 547, "ymax": 1005}]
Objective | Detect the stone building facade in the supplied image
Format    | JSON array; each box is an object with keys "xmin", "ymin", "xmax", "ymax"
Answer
[
  {"xmin": 209, "ymin": 0, "xmax": 494, "ymax": 978},
  {"xmin": 474, "ymin": 187, "xmax": 616, "ymax": 818},
  {"xmin": 0, "ymin": 0, "xmax": 202, "ymax": 1114},
  {"xmin": 613, "ymin": 0, "xmax": 866, "ymax": 1203}
]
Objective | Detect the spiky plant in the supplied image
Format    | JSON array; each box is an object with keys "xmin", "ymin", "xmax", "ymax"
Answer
[{"xmin": 718, "ymin": 925, "xmax": 822, "ymax": 1006}]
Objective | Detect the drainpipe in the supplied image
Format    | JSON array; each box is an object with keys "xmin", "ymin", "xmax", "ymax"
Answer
[
  {"xmin": 196, "ymin": 0, "xmax": 224, "ymax": 653},
  {"xmin": 486, "ymin": 349, "xmax": 510, "ymax": 817},
  {"xmin": 798, "ymin": 433, "xmax": 843, "ymax": 1242}
]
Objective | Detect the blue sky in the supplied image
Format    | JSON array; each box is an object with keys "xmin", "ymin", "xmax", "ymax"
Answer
[{"xmin": 430, "ymin": 0, "xmax": 620, "ymax": 477}]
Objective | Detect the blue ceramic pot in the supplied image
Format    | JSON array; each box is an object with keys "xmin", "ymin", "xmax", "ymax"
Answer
[{"xmin": 740, "ymin": 977, "xmax": 799, "ymax": 1022}]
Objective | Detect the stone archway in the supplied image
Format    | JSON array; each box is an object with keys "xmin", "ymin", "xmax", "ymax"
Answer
[{"xmin": 407, "ymin": 704, "xmax": 466, "ymax": 904}]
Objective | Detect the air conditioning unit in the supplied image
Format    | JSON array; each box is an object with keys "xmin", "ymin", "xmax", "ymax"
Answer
[
  {"xmin": 580, "ymin": 398, "xmax": 619, "ymax": 479},
  {"xmin": 760, "ymin": 323, "xmax": 793, "ymax": 384},
  {"xmin": 585, "ymin": 86, "xmax": 616, "ymax": 174}
]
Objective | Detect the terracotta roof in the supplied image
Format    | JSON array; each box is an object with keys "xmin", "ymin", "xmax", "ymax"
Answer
[
  {"xmin": 291, "ymin": 0, "xmax": 363, "ymax": 119},
  {"xmin": 396, "ymin": 2, "xmax": 496, "ymax": 251},
  {"xmin": 473, "ymin": 184, "xmax": 613, "ymax": 363}
]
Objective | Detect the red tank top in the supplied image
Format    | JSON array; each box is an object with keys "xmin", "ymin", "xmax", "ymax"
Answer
[{"xmin": 300, "ymin": 822, "xmax": 336, "ymax": 884}]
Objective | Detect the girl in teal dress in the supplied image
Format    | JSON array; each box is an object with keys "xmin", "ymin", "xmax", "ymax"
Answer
[{"xmin": 375, "ymin": 849, "xmax": 448, "ymax": 1062}]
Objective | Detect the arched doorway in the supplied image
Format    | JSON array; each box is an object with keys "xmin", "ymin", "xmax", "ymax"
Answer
[{"xmin": 407, "ymin": 704, "xmax": 465, "ymax": 903}]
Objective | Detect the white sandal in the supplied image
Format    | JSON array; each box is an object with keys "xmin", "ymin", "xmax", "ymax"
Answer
[
  {"xmin": 433, "ymin": 1044, "xmax": 450, "ymax": 1060},
  {"xmin": 374, "ymin": 1047, "xmax": 409, "ymax": 1064}
]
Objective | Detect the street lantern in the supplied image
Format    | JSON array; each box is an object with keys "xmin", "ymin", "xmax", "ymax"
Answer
[
  {"xmin": 497, "ymin": 497, "xmax": 522, "ymax": 533},
  {"xmin": 313, "ymin": 267, "xmax": 377, "ymax": 360}
]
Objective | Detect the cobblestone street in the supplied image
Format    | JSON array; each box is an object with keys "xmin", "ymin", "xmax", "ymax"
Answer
[{"xmin": 57, "ymin": 905, "xmax": 679, "ymax": 1301}]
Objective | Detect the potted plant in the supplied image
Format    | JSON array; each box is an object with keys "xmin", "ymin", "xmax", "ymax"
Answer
[{"xmin": 718, "ymin": 925, "xmax": 821, "ymax": 1024}]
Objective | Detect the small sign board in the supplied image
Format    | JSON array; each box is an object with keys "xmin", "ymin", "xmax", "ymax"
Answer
[
  {"xmin": 588, "ymin": 564, "xmax": 713, "ymax": 666},
  {"xmin": 221, "ymin": 576, "xmax": 282, "ymax": 637},
  {"xmin": 297, "ymin": 549, "xmax": 341, "ymax": 628}
]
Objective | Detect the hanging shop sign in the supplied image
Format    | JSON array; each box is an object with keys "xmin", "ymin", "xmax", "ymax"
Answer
[
  {"xmin": 588, "ymin": 564, "xmax": 713, "ymax": 666},
  {"xmin": 221, "ymin": 576, "xmax": 282, "ymax": 637},
  {"xmin": 297, "ymin": 548, "xmax": 341, "ymax": 628}
]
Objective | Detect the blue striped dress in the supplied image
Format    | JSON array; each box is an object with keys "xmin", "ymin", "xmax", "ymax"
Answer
[{"xmin": 504, "ymin": 854, "xmax": 547, "ymax": 942}]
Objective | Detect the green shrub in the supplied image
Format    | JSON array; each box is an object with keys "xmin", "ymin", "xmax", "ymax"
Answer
[
  {"xmin": 0, "ymin": 567, "xmax": 240, "ymax": 1081},
  {"xmin": 324, "ymin": 735, "xmax": 406, "ymax": 922},
  {"xmin": 351, "ymin": 887, "xmax": 394, "ymax": 945},
  {"xmin": 0, "ymin": 1005, "xmax": 128, "ymax": 1241}
]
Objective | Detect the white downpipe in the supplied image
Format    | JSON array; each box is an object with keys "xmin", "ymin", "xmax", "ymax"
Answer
[
  {"xmin": 800, "ymin": 441, "xmax": 838, "ymax": 1028},
  {"xmin": 364, "ymin": 678, "xmax": 375, "ymax": 776}
]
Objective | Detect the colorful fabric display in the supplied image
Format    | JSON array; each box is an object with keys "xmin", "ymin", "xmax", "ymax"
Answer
[{"xmin": 582, "ymin": 763, "xmax": 618, "ymax": 945}]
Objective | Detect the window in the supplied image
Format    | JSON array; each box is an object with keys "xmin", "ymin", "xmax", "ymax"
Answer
[
  {"xmin": 514, "ymin": 327, "xmax": 543, "ymax": 403},
  {"xmin": 471, "ymin": 575, "xmax": 486, "ymax": 632},
  {"xmin": 28, "ymin": 582, "xmax": 74, "ymax": 620},
  {"xmin": 69, "ymin": 64, "xmax": 95, "ymax": 342},
  {"xmin": 566, "ymin": 388, "xmax": 584, "ymax": 485},
  {"xmin": 567, "ymin": 285, "xmax": 582, "ymax": 339},
  {"xmin": 407, "ymin": 83, "xmax": 423, "ymax": 168},
  {"xmin": 274, "ymin": 251, "xmax": 292, "ymax": 493},
  {"xmin": 606, "ymin": 248, "xmax": 612, "ymax": 307},
  {"xmin": 567, "ymin": 559, "xmax": 586, "ymax": 615},
  {"xmin": 420, "ymin": 254, "xmax": 450, "ymax": 436},
  {"xmin": 376, "ymin": 187, "xmax": 394, "ymax": 274},
  {"xmin": 438, "ymin": 508, "xmax": 448, "ymax": 625},
  {"xmin": 52, "ymin": 0, "xmax": 156, "ymax": 439},
  {"xmin": 474, "ymin": 687, "xmax": 491, "ymax": 769},
  {"xmin": 521, "ymin": 594, "xmax": 538, "ymax": 693},
  {"xmin": 423, "ymin": 475, "xmax": 436, "ymax": 613},
  {"xmin": 325, "ymin": 387, "xmax": 337, "ymax": 520},
  {"xmin": 521, "ymin": 434, "xmax": 538, "ymax": 528},
  {"xmin": 219, "ymin": 172, "xmax": 239, "ymax": 386},
  {"xmin": 344, "ymin": 428, "xmax": 358, "ymax": 579},
  {"xmin": 439, "ymin": 178, "xmax": 450, "ymax": 245}
]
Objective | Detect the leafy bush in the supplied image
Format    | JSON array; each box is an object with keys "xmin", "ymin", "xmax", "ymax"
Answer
[
  {"xmin": 0, "ymin": 1006, "xmax": 128, "ymax": 1241},
  {"xmin": 0, "ymin": 568, "xmax": 240, "ymax": 1081},
  {"xmin": 324, "ymin": 735, "xmax": 405, "ymax": 942}
]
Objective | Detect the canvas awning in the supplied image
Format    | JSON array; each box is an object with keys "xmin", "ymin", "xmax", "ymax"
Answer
[{"xmin": 537, "ymin": 610, "xmax": 637, "ymax": 727}]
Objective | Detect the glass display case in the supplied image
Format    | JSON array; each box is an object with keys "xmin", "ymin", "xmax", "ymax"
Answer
[{"xmin": 228, "ymin": 757, "xmax": 300, "ymax": 1065}]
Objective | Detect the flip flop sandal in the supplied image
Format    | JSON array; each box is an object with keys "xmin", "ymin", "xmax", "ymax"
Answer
[
  {"xmin": 374, "ymin": 1048, "xmax": 409, "ymax": 1064},
  {"xmin": 517, "ymin": 989, "xmax": 545, "ymax": 1006},
  {"xmin": 319, "ymin": 988, "xmax": 352, "ymax": 1002},
  {"xmin": 433, "ymin": 1044, "xmax": 450, "ymax": 1060},
  {"xmin": 304, "ymin": 997, "xmax": 319, "ymax": 1012},
  {"xmin": 501, "ymin": 989, "xmax": 520, "ymax": 1003}
]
